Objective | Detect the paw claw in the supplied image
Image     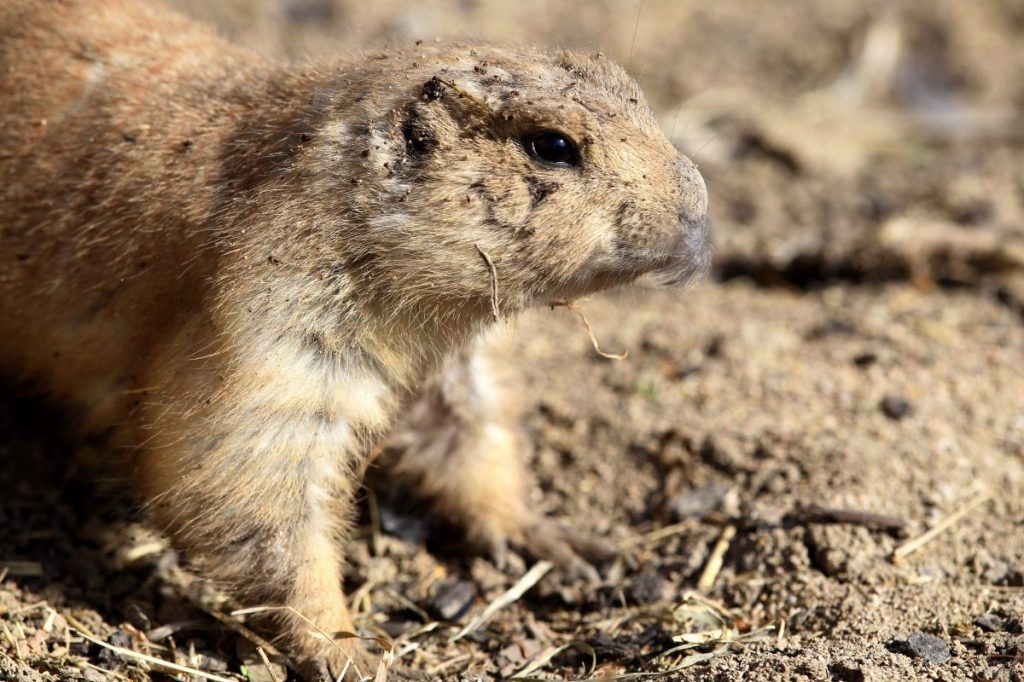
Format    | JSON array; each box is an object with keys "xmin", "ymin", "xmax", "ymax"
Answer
[{"xmin": 514, "ymin": 517, "xmax": 615, "ymax": 584}]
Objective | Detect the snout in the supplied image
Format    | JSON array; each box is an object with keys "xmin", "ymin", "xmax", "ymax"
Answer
[
  {"xmin": 676, "ymin": 156, "xmax": 708, "ymax": 227},
  {"xmin": 658, "ymin": 157, "xmax": 712, "ymax": 286}
]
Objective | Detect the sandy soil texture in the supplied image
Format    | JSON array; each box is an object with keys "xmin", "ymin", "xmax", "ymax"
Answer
[{"xmin": 2, "ymin": 1, "xmax": 1022, "ymax": 680}]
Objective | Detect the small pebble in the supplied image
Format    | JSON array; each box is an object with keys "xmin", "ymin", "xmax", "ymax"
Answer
[
  {"xmin": 97, "ymin": 630, "xmax": 133, "ymax": 669},
  {"xmin": 975, "ymin": 613, "xmax": 1007, "ymax": 633},
  {"xmin": 906, "ymin": 632, "xmax": 950, "ymax": 664},
  {"xmin": 852, "ymin": 351, "xmax": 877, "ymax": 367},
  {"xmin": 82, "ymin": 669, "xmax": 108, "ymax": 682},
  {"xmin": 880, "ymin": 395, "xmax": 914, "ymax": 420},
  {"xmin": 628, "ymin": 570, "xmax": 666, "ymax": 605},
  {"xmin": 982, "ymin": 559, "xmax": 1010, "ymax": 584},
  {"xmin": 424, "ymin": 577, "xmax": 476, "ymax": 621},
  {"xmin": 669, "ymin": 482, "xmax": 727, "ymax": 519}
]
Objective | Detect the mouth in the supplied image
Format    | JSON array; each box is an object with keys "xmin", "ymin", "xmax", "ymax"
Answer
[
  {"xmin": 533, "ymin": 215, "xmax": 712, "ymax": 305},
  {"xmin": 652, "ymin": 214, "xmax": 713, "ymax": 287}
]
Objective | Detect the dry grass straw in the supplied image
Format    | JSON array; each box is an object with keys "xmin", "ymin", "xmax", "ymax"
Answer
[
  {"xmin": 892, "ymin": 490, "xmax": 991, "ymax": 562},
  {"xmin": 696, "ymin": 525, "xmax": 736, "ymax": 592},
  {"xmin": 798, "ymin": 502, "xmax": 906, "ymax": 532},
  {"xmin": 366, "ymin": 488, "xmax": 384, "ymax": 558},
  {"xmin": 427, "ymin": 651, "xmax": 474, "ymax": 675},
  {"xmin": 449, "ymin": 560, "xmax": 553, "ymax": 642},
  {"xmin": 499, "ymin": 584, "xmax": 778, "ymax": 679},
  {"xmin": 390, "ymin": 621, "xmax": 440, "ymax": 660},
  {"xmin": 475, "ymin": 244, "xmax": 501, "ymax": 321},
  {"xmin": 168, "ymin": 579, "xmax": 284, "ymax": 659},
  {"xmin": 72, "ymin": 627, "xmax": 237, "ymax": 682},
  {"xmin": 656, "ymin": 593, "xmax": 776, "ymax": 672},
  {"xmin": 374, "ymin": 649, "xmax": 394, "ymax": 682},
  {"xmin": 122, "ymin": 540, "xmax": 167, "ymax": 563},
  {"xmin": 2, "ymin": 621, "xmax": 21, "ymax": 660},
  {"xmin": 0, "ymin": 561, "xmax": 43, "ymax": 577},
  {"xmin": 580, "ymin": 593, "xmax": 778, "ymax": 680},
  {"xmin": 435, "ymin": 77, "xmax": 494, "ymax": 114},
  {"xmin": 466, "ymin": 245, "xmax": 628, "ymax": 361},
  {"xmin": 233, "ymin": 605, "xmax": 394, "ymax": 681},
  {"xmin": 256, "ymin": 646, "xmax": 282, "ymax": 682},
  {"xmin": 550, "ymin": 300, "xmax": 629, "ymax": 360},
  {"xmin": 382, "ymin": 588, "xmax": 432, "ymax": 625},
  {"xmin": 619, "ymin": 521, "xmax": 692, "ymax": 551},
  {"xmin": 510, "ymin": 640, "xmax": 596, "ymax": 679}
]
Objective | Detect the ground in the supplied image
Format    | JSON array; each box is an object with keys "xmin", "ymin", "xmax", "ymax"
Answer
[{"xmin": 2, "ymin": 1, "xmax": 1023, "ymax": 680}]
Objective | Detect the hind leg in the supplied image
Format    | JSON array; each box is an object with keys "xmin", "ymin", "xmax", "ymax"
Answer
[{"xmin": 376, "ymin": 335, "xmax": 613, "ymax": 579}]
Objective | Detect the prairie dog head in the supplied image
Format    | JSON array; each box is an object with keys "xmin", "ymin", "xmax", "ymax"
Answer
[{"xmin": 295, "ymin": 45, "xmax": 709, "ymax": 321}]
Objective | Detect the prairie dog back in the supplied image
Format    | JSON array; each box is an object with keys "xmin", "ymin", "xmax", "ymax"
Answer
[{"xmin": 2, "ymin": 1, "xmax": 251, "ymax": 416}]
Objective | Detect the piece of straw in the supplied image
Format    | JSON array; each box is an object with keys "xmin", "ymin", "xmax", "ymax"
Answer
[
  {"xmin": 449, "ymin": 561, "xmax": 553, "ymax": 642},
  {"xmin": 696, "ymin": 525, "xmax": 736, "ymax": 592},
  {"xmin": 475, "ymin": 245, "xmax": 501, "ymax": 321},
  {"xmin": 510, "ymin": 640, "xmax": 596, "ymax": 679},
  {"xmin": 71, "ymin": 628, "xmax": 235, "ymax": 682},
  {"xmin": 550, "ymin": 300, "xmax": 629, "ymax": 360},
  {"xmin": 892, "ymin": 490, "xmax": 991, "ymax": 562},
  {"xmin": 256, "ymin": 646, "xmax": 282, "ymax": 682}
]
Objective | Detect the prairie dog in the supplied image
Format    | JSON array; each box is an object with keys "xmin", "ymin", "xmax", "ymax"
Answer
[{"xmin": 0, "ymin": 0, "xmax": 710, "ymax": 678}]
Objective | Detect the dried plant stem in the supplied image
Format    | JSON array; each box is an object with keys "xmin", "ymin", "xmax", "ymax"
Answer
[
  {"xmin": 620, "ymin": 520, "xmax": 692, "ymax": 550},
  {"xmin": 696, "ymin": 525, "xmax": 736, "ymax": 592},
  {"xmin": 475, "ymin": 245, "xmax": 501, "ymax": 321},
  {"xmin": 449, "ymin": 561, "xmax": 553, "ymax": 642},
  {"xmin": 892, "ymin": 490, "xmax": 991, "ymax": 562},
  {"xmin": 436, "ymin": 78, "xmax": 494, "ymax": 114},
  {"xmin": 550, "ymin": 299, "xmax": 629, "ymax": 360},
  {"xmin": 170, "ymin": 582, "xmax": 283, "ymax": 659},
  {"xmin": 798, "ymin": 502, "xmax": 906, "ymax": 532},
  {"xmin": 72, "ymin": 628, "xmax": 235, "ymax": 682},
  {"xmin": 2, "ymin": 622, "xmax": 21, "ymax": 660},
  {"xmin": 366, "ymin": 488, "xmax": 383, "ymax": 558},
  {"xmin": 256, "ymin": 646, "xmax": 283, "ymax": 682},
  {"xmin": 232, "ymin": 604, "xmax": 393, "ymax": 681}
]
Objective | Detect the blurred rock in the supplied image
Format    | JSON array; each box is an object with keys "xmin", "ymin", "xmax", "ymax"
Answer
[
  {"xmin": 423, "ymin": 577, "xmax": 476, "ymax": 621},
  {"xmin": 669, "ymin": 482, "xmax": 728, "ymax": 519}
]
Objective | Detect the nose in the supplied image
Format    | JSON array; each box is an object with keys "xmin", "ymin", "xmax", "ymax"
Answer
[{"xmin": 676, "ymin": 156, "xmax": 708, "ymax": 227}]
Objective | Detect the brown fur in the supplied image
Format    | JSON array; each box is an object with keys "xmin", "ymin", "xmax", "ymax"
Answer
[{"xmin": 0, "ymin": 0, "xmax": 709, "ymax": 677}]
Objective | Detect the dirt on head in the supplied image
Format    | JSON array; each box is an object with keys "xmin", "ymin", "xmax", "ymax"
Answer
[{"xmin": 2, "ymin": 1, "xmax": 1022, "ymax": 681}]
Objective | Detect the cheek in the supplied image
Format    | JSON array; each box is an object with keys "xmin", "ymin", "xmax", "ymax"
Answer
[{"xmin": 614, "ymin": 199, "xmax": 677, "ymax": 254}]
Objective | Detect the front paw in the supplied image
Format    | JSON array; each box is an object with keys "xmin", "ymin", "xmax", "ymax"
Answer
[
  {"xmin": 523, "ymin": 517, "xmax": 617, "ymax": 583},
  {"xmin": 470, "ymin": 514, "xmax": 617, "ymax": 583}
]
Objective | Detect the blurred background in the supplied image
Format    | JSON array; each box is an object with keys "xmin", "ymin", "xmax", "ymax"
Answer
[{"xmin": 2, "ymin": 1, "xmax": 1022, "ymax": 680}]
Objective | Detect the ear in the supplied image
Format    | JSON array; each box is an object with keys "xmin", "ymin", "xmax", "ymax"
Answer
[{"xmin": 401, "ymin": 103, "xmax": 439, "ymax": 159}]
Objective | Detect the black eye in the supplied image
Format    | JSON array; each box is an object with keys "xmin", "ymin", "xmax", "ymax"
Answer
[{"xmin": 523, "ymin": 131, "xmax": 580, "ymax": 167}]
